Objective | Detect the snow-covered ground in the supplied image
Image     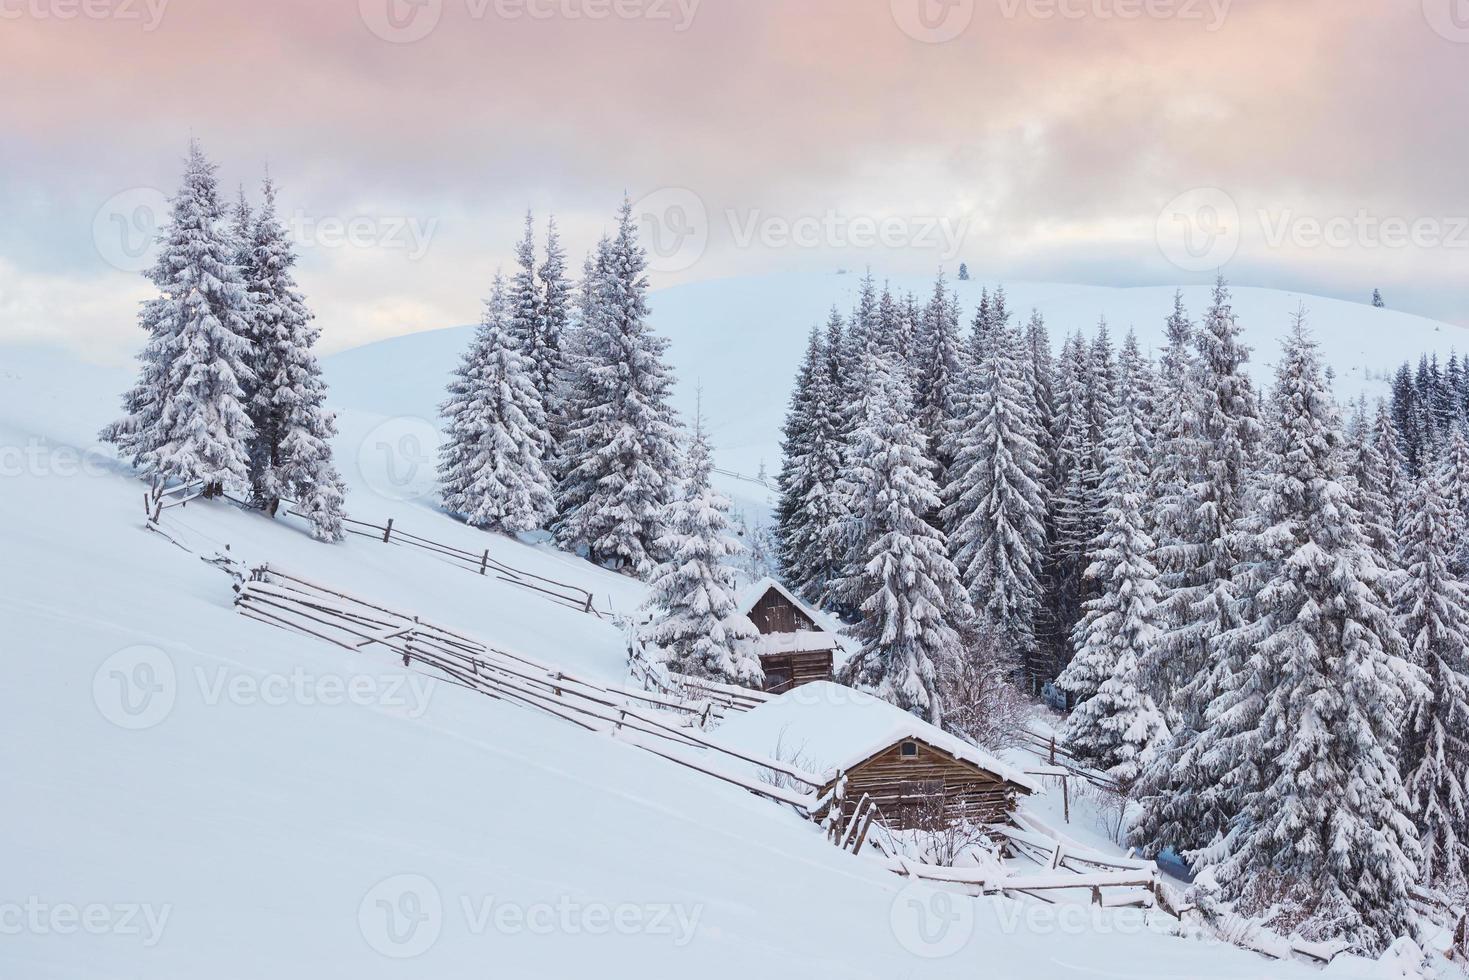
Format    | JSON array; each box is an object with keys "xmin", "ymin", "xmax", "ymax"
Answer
[{"xmin": 2, "ymin": 276, "xmax": 1458, "ymax": 978}]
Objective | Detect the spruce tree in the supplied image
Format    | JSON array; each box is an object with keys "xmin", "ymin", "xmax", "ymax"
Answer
[
  {"xmin": 101, "ymin": 139, "xmax": 256, "ymax": 499},
  {"xmin": 439, "ymin": 271, "xmax": 556, "ymax": 534},
  {"xmin": 536, "ymin": 215, "xmax": 572, "ymax": 417},
  {"xmin": 241, "ymin": 175, "xmax": 346, "ymax": 539},
  {"xmin": 942, "ymin": 319, "xmax": 1047, "ymax": 661},
  {"xmin": 1056, "ymin": 380, "xmax": 1165, "ymax": 787},
  {"xmin": 1131, "ymin": 276, "xmax": 1258, "ymax": 857},
  {"xmin": 1198, "ymin": 322, "xmax": 1420, "ymax": 953},
  {"xmin": 913, "ymin": 272, "xmax": 964, "ymax": 484},
  {"xmin": 642, "ymin": 418, "xmax": 761, "ymax": 684},
  {"xmin": 1397, "ymin": 465, "xmax": 1469, "ymax": 889},
  {"xmin": 554, "ymin": 199, "xmax": 681, "ymax": 576},
  {"xmin": 839, "ymin": 352, "xmax": 970, "ymax": 724},
  {"xmin": 775, "ymin": 326, "xmax": 846, "ymax": 605}
]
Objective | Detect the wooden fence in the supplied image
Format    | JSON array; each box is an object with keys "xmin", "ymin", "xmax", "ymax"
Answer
[{"xmin": 234, "ymin": 565, "xmax": 830, "ymax": 814}]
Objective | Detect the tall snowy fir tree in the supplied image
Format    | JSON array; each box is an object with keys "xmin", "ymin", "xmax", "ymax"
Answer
[
  {"xmin": 775, "ymin": 326, "xmax": 845, "ymax": 604},
  {"xmin": 1348, "ymin": 398, "xmax": 1408, "ymax": 567},
  {"xmin": 554, "ymin": 199, "xmax": 681, "ymax": 576},
  {"xmin": 1434, "ymin": 427, "xmax": 1469, "ymax": 578},
  {"xmin": 1056, "ymin": 378, "xmax": 1165, "ymax": 787},
  {"xmin": 536, "ymin": 215, "xmax": 573, "ymax": 450},
  {"xmin": 913, "ymin": 272, "xmax": 964, "ymax": 493},
  {"xmin": 239, "ymin": 175, "xmax": 345, "ymax": 540},
  {"xmin": 839, "ymin": 352, "xmax": 970, "ymax": 724},
  {"xmin": 438, "ymin": 271, "xmax": 556, "ymax": 534},
  {"xmin": 642, "ymin": 417, "xmax": 761, "ymax": 685},
  {"xmin": 1397, "ymin": 465, "xmax": 1469, "ymax": 890},
  {"xmin": 101, "ymin": 139, "xmax": 256, "ymax": 499},
  {"xmin": 942, "ymin": 318, "xmax": 1047, "ymax": 663},
  {"xmin": 1195, "ymin": 323, "xmax": 1421, "ymax": 953},
  {"xmin": 1131, "ymin": 276, "xmax": 1258, "ymax": 858}
]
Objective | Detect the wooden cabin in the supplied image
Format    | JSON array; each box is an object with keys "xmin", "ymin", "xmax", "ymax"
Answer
[
  {"xmin": 730, "ymin": 578, "xmax": 838, "ymax": 694},
  {"xmin": 711, "ymin": 682, "xmax": 1037, "ymax": 830}
]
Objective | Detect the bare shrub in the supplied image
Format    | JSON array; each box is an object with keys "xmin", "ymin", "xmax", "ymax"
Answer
[{"xmin": 939, "ymin": 630, "xmax": 1032, "ymax": 752}]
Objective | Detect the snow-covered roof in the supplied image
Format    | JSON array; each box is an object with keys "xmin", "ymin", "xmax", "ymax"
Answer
[
  {"xmin": 747, "ymin": 632, "xmax": 840, "ymax": 656},
  {"xmin": 733, "ymin": 576, "xmax": 816, "ymax": 620},
  {"xmin": 708, "ymin": 682, "xmax": 1040, "ymax": 794}
]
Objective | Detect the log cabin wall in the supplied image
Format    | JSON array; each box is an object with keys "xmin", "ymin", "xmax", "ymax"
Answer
[
  {"xmin": 746, "ymin": 589, "xmax": 819, "ymax": 635},
  {"xmin": 830, "ymin": 739, "xmax": 1022, "ymax": 830},
  {"xmin": 758, "ymin": 651, "xmax": 834, "ymax": 693}
]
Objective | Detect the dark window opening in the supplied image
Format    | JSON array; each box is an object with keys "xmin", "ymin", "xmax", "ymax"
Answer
[{"xmin": 900, "ymin": 740, "xmax": 918, "ymax": 758}]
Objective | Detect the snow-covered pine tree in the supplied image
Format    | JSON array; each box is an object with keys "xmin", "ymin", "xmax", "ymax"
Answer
[
  {"xmin": 240, "ymin": 175, "xmax": 346, "ymax": 540},
  {"xmin": 776, "ymin": 327, "xmax": 822, "ymax": 588},
  {"xmin": 535, "ymin": 215, "xmax": 572, "ymax": 427},
  {"xmin": 1056, "ymin": 377, "xmax": 1165, "ymax": 787},
  {"xmin": 1397, "ymin": 464, "xmax": 1469, "ymax": 890},
  {"xmin": 1374, "ymin": 288, "xmax": 1386, "ymax": 308},
  {"xmin": 1041, "ymin": 332, "xmax": 1102, "ymax": 679},
  {"xmin": 441, "ymin": 269, "xmax": 556, "ymax": 534},
  {"xmin": 553, "ymin": 199, "xmax": 681, "ymax": 576},
  {"xmin": 1348, "ymin": 398, "xmax": 1408, "ymax": 566},
  {"xmin": 806, "ymin": 308, "xmax": 856, "ymax": 610},
  {"xmin": 101, "ymin": 139, "xmax": 256, "ymax": 499},
  {"xmin": 913, "ymin": 271, "xmax": 964, "ymax": 484},
  {"xmin": 942, "ymin": 318, "xmax": 1047, "ymax": 662},
  {"xmin": 1130, "ymin": 276, "xmax": 1258, "ymax": 858},
  {"xmin": 839, "ymin": 351, "xmax": 970, "ymax": 724},
  {"xmin": 642, "ymin": 417, "xmax": 761, "ymax": 684},
  {"xmin": 1435, "ymin": 426, "xmax": 1469, "ymax": 578},
  {"xmin": 1197, "ymin": 320, "xmax": 1421, "ymax": 953}
]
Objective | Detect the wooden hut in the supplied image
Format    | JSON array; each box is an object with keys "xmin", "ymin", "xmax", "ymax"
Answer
[
  {"xmin": 710, "ymin": 682, "xmax": 1037, "ymax": 830},
  {"xmin": 730, "ymin": 578, "xmax": 838, "ymax": 694}
]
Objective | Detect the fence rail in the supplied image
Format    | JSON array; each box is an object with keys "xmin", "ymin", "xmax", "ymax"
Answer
[{"xmin": 234, "ymin": 566, "xmax": 827, "ymax": 813}]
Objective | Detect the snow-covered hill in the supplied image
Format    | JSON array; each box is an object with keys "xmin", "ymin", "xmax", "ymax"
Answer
[
  {"xmin": 326, "ymin": 273, "xmax": 1469, "ymax": 482},
  {"xmin": 1, "ymin": 276, "xmax": 1455, "ymax": 978}
]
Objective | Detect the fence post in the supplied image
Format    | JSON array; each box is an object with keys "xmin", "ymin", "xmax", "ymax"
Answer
[
  {"xmin": 583, "ymin": 592, "xmax": 594, "ymax": 614},
  {"xmin": 382, "ymin": 518, "xmax": 394, "ymax": 543},
  {"xmin": 480, "ymin": 550, "xmax": 489, "ymax": 575}
]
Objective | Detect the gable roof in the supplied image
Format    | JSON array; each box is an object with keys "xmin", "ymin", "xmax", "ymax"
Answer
[
  {"xmin": 733, "ymin": 576, "xmax": 820, "ymax": 621},
  {"xmin": 708, "ymin": 682, "xmax": 1039, "ymax": 794}
]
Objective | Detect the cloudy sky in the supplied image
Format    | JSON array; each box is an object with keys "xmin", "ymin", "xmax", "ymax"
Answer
[{"xmin": 3, "ymin": 0, "xmax": 1466, "ymax": 361}]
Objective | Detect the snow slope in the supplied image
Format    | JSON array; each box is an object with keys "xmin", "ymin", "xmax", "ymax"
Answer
[
  {"xmin": 0, "ymin": 278, "xmax": 1434, "ymax": 978},
  {"xmin": 326, "ymin": 272, "xmax": 1469, "ymax": 482}
]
